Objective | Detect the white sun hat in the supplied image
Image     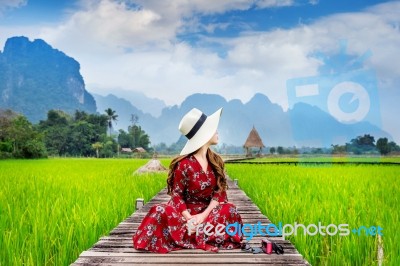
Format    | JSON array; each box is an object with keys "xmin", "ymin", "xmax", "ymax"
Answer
[{"xmin": 178, "ymin": 107, "xmax": 223, "ymax": 156}]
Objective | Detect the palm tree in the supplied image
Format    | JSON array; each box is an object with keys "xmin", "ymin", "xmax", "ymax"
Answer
[
  {"xmin": 130, "ymin": 114, "xmax": 139, "ymax": 147},
  {"xmin": 105, "ymin": 108, "xmax": 118, "ymax": 137},
  {"xmin": 92, "ymin": 142, "xmax": 103, "ymax": 158}
]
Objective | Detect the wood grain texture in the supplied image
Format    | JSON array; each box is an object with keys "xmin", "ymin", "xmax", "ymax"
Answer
[{"xmin": 71, "ymin": 179, "xmax": 310, "ymax": 265}]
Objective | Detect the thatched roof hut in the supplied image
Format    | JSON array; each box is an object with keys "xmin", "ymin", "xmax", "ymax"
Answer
[
  {"xmin": 121, "ymin": 147, "xmax": 133, "ymax": 153},
  {"xmin": 134, "ymin": 159, "xmax": 168, "ymax": 174},
  {"xmin": 133, "ymin": 147, "xmax": 146, "ymax": 153},
  {"xmin": 243, "ymin": 126, "xmax": 265, "ymax": 157}
]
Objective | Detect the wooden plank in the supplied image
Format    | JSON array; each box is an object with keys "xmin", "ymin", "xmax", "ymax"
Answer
[
  {"xmin": 74, "ymin": 256, "xmax": 307, "ymax": 264},
  {"xmin": 86, "ymin": 247, "xmax": 300, "ymax": 255},
  {"xmin": 73, "ymin": 264, "xmax": 306, "ymax": 266},
  {"xmin": 71, "ymin": 178, "xmax": 310, "ymax": 265},
  {"xmin": 79, "ymin": 251, "xmax": 303, "ymax": 257}
]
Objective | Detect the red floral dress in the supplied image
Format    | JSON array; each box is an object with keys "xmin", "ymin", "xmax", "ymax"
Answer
[{"xmin": 133, "ymin": 155, "xmax": 243, "ymax": 253}]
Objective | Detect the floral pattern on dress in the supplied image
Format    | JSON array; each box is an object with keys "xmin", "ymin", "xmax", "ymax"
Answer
[{"xmin": 133, "ymin": 155, "xmax": 243, "ymax": 253}]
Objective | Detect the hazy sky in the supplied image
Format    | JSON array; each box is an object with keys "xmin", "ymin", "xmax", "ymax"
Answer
[{"xmin": 0, "ymin": 0, "xmax": 399, "ymax": 141}]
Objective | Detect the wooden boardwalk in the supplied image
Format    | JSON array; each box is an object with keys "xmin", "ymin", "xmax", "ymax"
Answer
[{"xmin": 72, "ymin": 179, "xmax": 310, "ymax": 265}]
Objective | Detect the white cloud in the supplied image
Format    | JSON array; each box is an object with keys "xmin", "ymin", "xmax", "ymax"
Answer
[
  {"xmin": 255, "ymin": 0, "xmax": 294, "ymax": 8},
  {"xmin": 25, "ymin": 0, "xmax": 398, "ymax": 111},
  {"xmin": 0, "ymin": 0, "xmax": 399, "ymax": 141},
  {"xmin": 133, "ymin": 0, "xmax": 255, "ymax": 16},
  {"xmin": 0, "ymin": 0, "xmax": 27, "ymax": 14},
  {"xmin": 39, "ymin": 0, "xmax": 177, "ymax": 54}
]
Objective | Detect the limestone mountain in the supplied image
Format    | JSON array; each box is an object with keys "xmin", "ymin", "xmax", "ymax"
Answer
[
  {"xmin": 0, "ymin": 36, "xmax": 96, "ymax": 122},
  {"xmin": 95, "ymin": 92, "xmax": 391, "ymax": 147},
  {"xmin": 0, "ymin": 36, "xmax": 391, "ymax": 147},
  {"xmin": 88, "ymin": 87, "xmax": 166, "ymax": 117},
  {"xmin": 92, "ymin": 93, "xmax": 156, "ymax": 134}
]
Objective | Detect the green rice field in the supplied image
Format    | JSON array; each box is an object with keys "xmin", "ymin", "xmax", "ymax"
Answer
[
  {"xmin": 0, "ymin": 159, "xmax": 167, "ymax": 265},
  {"xmin": 0, "ymin": 157, "xmax": 399, "ymax": 265},
  {"xmin": 225, "ymin": 162, "xmax": 400, "ymax": 265},
  {"xmin": 234, "ymin": 155, "xmax": 400, "ymax": 163}
]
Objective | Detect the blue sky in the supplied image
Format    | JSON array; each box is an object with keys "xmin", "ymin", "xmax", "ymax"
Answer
[
  {"xmin": 0, "ymin": 0, "xmax": 399, "ymax": 142},
  {"xmin": 0, "ymin": 0, "xmax": 388, "ymax": 27}
]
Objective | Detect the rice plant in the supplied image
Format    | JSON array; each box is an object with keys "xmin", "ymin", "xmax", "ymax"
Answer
[
  {"xmin": 226, "ymin": 163, "xmax": 400, "ymax": 265},
  {"xmin": 0, "ymin": 158, "xmax": 168, "ymax": 265}
]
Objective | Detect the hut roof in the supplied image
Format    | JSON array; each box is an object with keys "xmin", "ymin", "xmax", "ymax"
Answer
[
  {"xmin": 121, "ymin": 148, "xmax": 133, "ymax": 153},
  {"xmin": 133, "ymin": 147, "xmax": 146, "ymax": 153},
  {"xmin": 243, "ymin": 126, "xmax": 265, "ymax": 148},
  {"xmin": 134, "ymin": 159, "xmax": 168, "ymax": 174}
]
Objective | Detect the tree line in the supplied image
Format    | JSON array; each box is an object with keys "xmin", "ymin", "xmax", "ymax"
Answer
[
  {"xmin": 0, "ymin": 108, "xmax": 151, "ymax": 159},
  {"xmin": 331, "ymin": 134, "xmax": 400, "ymax": 155},
  {"xmin": 269, "ymin": 134, "xmax": 400, "ymax": 155},
  {"xmin": 267, "ymin": 134, "xmax": 400, "ymax": 155},
  {"xmin": 1, "ymin": 108, "xmax": 399, "ymax": 159}
]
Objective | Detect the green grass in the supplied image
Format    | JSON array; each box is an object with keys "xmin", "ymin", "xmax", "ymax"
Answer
[
  {"xmin": 226, "ymin": 163, "xmax": 400, "ymax": 265},
  {"xmin": 238, "ymin": 155, "xmax": 400, "ymax": 163},
  {"xmin": 0, "ymin": 158, "xmax": 167, "ymax": 265},
  {"xmin": 2, "ymin": 158, "xmax": 399, "ymax": 265}
]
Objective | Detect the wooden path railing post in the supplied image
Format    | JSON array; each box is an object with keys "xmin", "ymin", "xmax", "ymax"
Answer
[{"xmin": 135, "ymin": 198, "xmax": 144, "ymax": 210}]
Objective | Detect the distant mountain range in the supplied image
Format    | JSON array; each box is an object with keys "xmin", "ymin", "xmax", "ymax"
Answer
[
  {"xmin": 94, "ymin": 92, "xmax": 391, "ymax": 147},
  {"xmin": 0, "ymin": 36, "xmax": 391, "ymax": 147},
  {"xmin": 0, "ymin": 36, "xmax": 96, "ymax": 122},
  {"xmin": 88, "ymin": 88, "xmax": 166, "ymax": 117}
]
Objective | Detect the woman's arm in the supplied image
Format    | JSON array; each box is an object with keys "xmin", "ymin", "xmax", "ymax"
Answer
[
  {"xmin": 191, "ymin": 199, "xmax": 219, "ymax": 225},
  {"xmin": 202, "ymin": 199, "xmax": 219, "ymax": 217},
  {"xmin": 181, "ymin": 210, "xmax": 192, "ymax": 220},
  {"xmin": 168, "ymin": 162, "xmax": 189, "ymax": 215},
  {"xmin": 191, "ymin": 187, "xmax": 229, "ymax": 225}
]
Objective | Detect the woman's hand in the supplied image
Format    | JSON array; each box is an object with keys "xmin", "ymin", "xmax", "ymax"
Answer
[
  {"xmin": 190, "ymin": 212, "xmax": 207, "ymax": 226},
  {"xmin": 181, "ymin": 210, "xmax": 192, "ymax": 221},
  {"xmin": 186, "ymin": 218, "xmax": 197, "ymax": 234}
]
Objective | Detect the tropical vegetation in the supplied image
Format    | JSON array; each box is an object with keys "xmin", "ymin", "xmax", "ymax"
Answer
[{"xmin": 0, "ymin": 108, "xmax": 152, "ymax": 158}]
